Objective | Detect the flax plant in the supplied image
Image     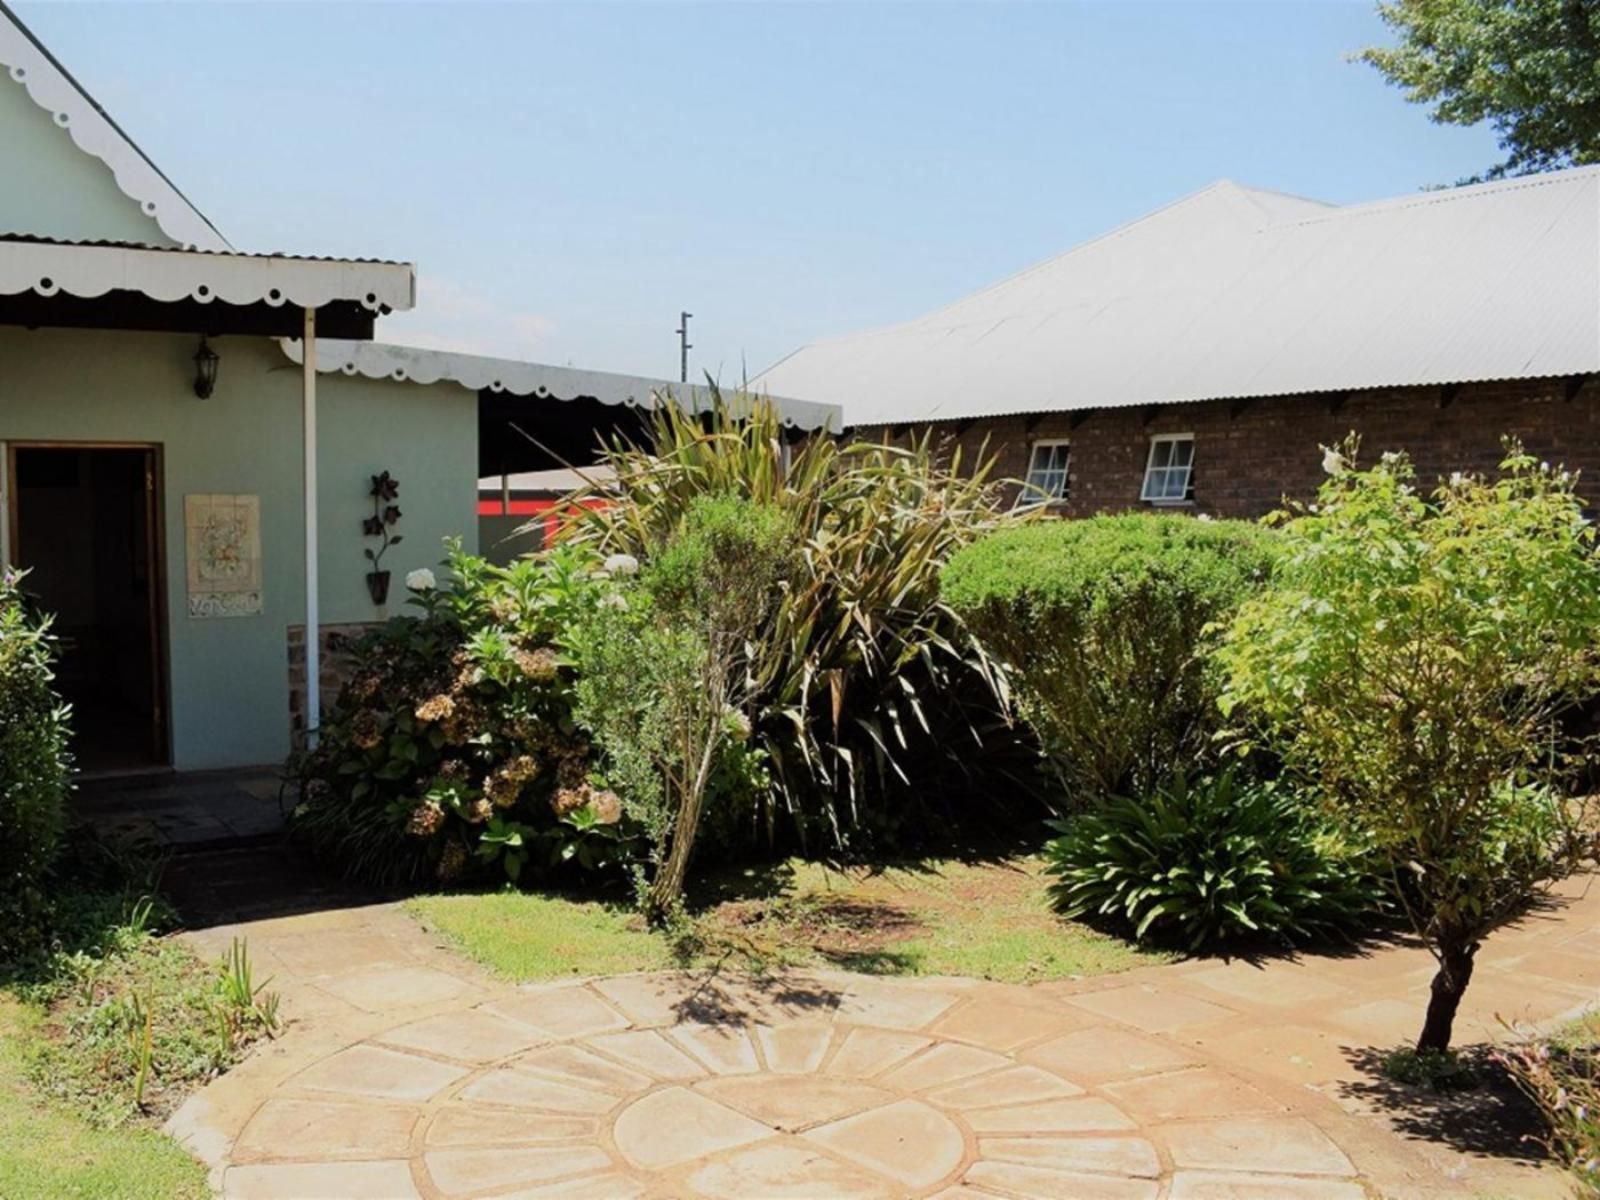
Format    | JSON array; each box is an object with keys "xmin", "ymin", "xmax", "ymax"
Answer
[{"xmin": 559, "ymin": 389, "xmax": 1019, "ymax": 850}]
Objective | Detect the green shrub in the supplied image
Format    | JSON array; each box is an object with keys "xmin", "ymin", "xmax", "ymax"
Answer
[
  {"xmin": 568, "ymin": 493, "xmax": 796, "ymax": 919},
  {"xmin": 1217, "ymin": 439, "xmax": 1600, "ymax": 1051},
  {"xmin": 290, "ymin": 542, "xmax": 645, "ymax": 887},
  {"xmin": 565, "ymin": 391, "xmax": 1017, "ymax": 852},
  {"xmin": 0, "ymin": 569, "xmax": 72, "ymax": 957},
  {"xmin": 1043, "ymin": 771, "xmax": 1381, "ymax": 952},
  {"xmin": 942, "ymin": 514, "xmax": 1276, "ymax": 802}
]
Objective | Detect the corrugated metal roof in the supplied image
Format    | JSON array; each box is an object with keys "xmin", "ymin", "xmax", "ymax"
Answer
[
  {"xmin": 0, "ymin": 232, "xmax": 405, "ymax": 264},
  {"xmin": 755, "ymin": 171, "xmax": 1600, "ymax": 426}
]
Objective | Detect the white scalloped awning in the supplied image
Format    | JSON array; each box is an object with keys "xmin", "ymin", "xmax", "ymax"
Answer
[
  {"xmin": 1, "ymin": 7, "xmax": 228, "ymax": 251},
  {"xmin": 0, "ymin": 236, "xmax": 415, "ymax": 312},
  {"xmin": 284, "ymin": 339, "xmax": 841, "ymax": 433}
]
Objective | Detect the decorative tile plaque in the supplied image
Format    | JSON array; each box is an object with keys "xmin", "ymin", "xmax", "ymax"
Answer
[{"xmin": 185, "ymin": 493, "xmax": 262, "ymax": 618}]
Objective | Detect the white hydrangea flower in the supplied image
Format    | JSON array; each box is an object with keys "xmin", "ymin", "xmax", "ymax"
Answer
[
  {"xmin": 603, "ymin": 553, "xmax": 640, "ymax": 577},
  {"xmin": 405, "ymin": 567, "xmax": 436, "ymax": 591}
]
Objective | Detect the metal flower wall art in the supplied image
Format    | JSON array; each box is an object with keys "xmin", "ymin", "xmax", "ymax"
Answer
[{"xmin": 362, "ymin": 470, "xmax": 403, "ymax": 604}]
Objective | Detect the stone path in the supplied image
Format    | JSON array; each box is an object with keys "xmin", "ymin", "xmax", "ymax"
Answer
[{"xmin": 167, "ymin": 876, "xmax": 1600, "ymax": 1199}]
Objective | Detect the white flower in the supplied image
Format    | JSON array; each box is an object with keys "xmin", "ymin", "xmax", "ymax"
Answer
[
  {"xmin": 405, "ymin": 567, "xmax": 436, "ymax": 591},
  {"xmin": 1321, "ymin": 447, "xmax": 1348, "ymax": 476},
  {"xmin": 603, "ymin": 553, "xmax": 640, "ymax": 577},
  {"xmin": 1449, "ymin": 471, "xmax": 1466, "ymax": 488}
]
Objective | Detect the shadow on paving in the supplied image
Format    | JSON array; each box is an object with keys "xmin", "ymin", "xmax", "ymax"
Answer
[
  {"xmin": 160, "ymin": 842, "xmax": 394, "ymax": 930},
  {"xmin": 1336, "ymin": 1043, "xmax": 1550, "ymax": 1165}
]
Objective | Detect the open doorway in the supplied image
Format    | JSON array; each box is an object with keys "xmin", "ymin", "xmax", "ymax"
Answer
[{"xmin": 6, "ymin": 444, "xmax": 168, "ymax": 773}]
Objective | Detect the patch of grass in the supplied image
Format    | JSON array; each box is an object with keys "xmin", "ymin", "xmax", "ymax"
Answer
[
  {"xmin": 411, "ymin": 856, "xmax": 1167, "ymax": 985},
  {"xmin": 0, "ymin": 997, "xmax": 209, "ymax": 1200},
  {"xmin": 1379, "ymin": 1045, "xmax": 1485, "ymax": 1092},
  {"xmin": 408, "ymin": 888, "xmax": 675, "ymax": 981},
  {"xmin": 700, "ymin": 856, "xmax": 1170, "ymax": 983}
]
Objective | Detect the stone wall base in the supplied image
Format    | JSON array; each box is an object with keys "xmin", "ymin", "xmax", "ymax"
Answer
[{"xmin": 288, "ymin": 622, "xmax": 381, "ymax": 749}]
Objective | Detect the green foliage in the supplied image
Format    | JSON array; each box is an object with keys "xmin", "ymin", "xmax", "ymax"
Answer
[
  {"xmin": 1378, "ymin": 1045, "xmax": 1483, "ymax": 1092},
  {"xmin": 291, "ymin": 541, "xmax": 645, "ymax": 887},
  {"xmin": 1497, "ymin": 1014, "xmax": 1600, "ymax": 1194},
  {"xmin": 568, "ymin": 493, "xmax": 796, "ymax": 918},
  {"xmin": 564, "ymin": 389, "xmax": 1016, "ymax": 852},
  {"xmin": 1358, "ymin": 0, "xmax": 1600, "ymax": 180},
  {"xmin": 1217, "ymin": 439, "xmax": 1600, "ymax": 1049},
  {"xmin": 942, "ymin": 515, "xmax": 1276, "ymax": 802},
  {"xmin": 1043, "ymin": 771, "xmax": 1380, "ymax": 952},
  {"xmin": 0, "ymin": 569, "xmax": 73, "ymax": 956}
]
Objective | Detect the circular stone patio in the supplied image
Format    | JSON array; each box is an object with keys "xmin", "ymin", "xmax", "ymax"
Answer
[{"xmin": 216, "ymin": 970, "xmax": 1380, "ymax": 1199}]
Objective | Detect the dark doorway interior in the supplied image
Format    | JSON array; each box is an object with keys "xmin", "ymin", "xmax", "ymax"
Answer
[{"xmin": 10, "ymin": 445, "xmax": 166, "ymax": 773}]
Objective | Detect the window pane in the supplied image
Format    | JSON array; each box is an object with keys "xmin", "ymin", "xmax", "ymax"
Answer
[
  {"xmin": 1149, "ymin": 440, "xmax": 1172, "ymax": 469},
  {"xmin": 1171, "ymin": 439, "xmax": 1194, "ymax": 467}
]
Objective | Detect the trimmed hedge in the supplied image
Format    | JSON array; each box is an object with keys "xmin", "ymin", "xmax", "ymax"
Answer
[
  {"xmin": 0, "ymin": 569, "xmax": 72, "ymax": 956},
  {"xmin": 941, "ymin": 514, "xmax": 1276, "ymax": 801}
]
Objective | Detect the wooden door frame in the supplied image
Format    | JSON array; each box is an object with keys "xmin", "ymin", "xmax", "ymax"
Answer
[{"xmin": 3, "ymin": 440, "xmax": 172, "ymax": 768}]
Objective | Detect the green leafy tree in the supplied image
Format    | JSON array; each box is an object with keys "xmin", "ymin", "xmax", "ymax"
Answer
[
  {"xmin": 1358, "ymin": 0, "xmax": 1600, "ymax": 180},
  {"xmin": 1217, "ymin": 440, "xmax": 1600, "ymax": 1052},
  {"xmin": 570, "ymin": 494, "xmax": 795, "ymax": 921}
]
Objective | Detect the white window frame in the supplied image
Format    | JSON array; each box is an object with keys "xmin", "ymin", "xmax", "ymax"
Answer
[
  {"xmin": 1018, "ymin": 439, "xmax": 1071, "ymax": 508},
  {"xmin": 1140, "ymin": 433, "xmax": 1196, "ymax": 505}
]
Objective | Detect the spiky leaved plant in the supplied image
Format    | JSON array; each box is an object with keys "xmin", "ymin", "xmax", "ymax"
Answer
[{"xmin": 560, "ymin": 388, "xmax": 1020, "ymax": 852}]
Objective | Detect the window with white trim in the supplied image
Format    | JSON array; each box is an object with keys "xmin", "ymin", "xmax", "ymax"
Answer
[
  {"xmin": 1141, "ymin": 434, "xmax": 1195, "ymax": 504},
  {"xmin": 1020, "ymin": 440, "xmax": 1071, "ymax": 506}
]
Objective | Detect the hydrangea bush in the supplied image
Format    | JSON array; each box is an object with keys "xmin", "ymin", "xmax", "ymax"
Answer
[{"xmin": 291, "ymin": 543, "xmax": 645, "ymax": 886}]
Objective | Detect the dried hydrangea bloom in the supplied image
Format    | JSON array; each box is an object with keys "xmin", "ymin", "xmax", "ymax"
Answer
[
  {"xmin": 466, "ymin": 797, "xmax": 493, "ymax": 824},
  {"xmin": 436, "ymin": 840, "xmax": 467, "ymax": 881},
  {"xmin": 556, "ymin": 754, "xmax": 588, "ymax": 789},
  {"xmin": 589, "ymin": 789, "xmax": 624, "ymax": 825},
  {"xmin": 414, "ymin": 694, "xmax": 455, "ymax": 723},
  {"xmin": 502, "ymin": 753, "xmax": 540, "ymax": 783},
  {"xmin": 406, "ymin": 798, "xmax": 445, "ymax": 837},
  {"xmin": 514, "ymin": 646, "xmax": 561, "ymax": 682},
  {"xmin": 349, "ymin": 672, "xmax": 381, "ymax": 700},
  {"xmin": 437, "ymin": 758, "xmax": 468, "ymax": 782},
  {"xmin": 484, "ymin": 771, "xmax": 522, "ymax": 809},
  {"xmin": 488, "ymin": 594, "xmax": 520, "ymax": 623},
  {"xmin": 350, "ymin": 709, "xmax": 383, "ymax": 750},
  {"xmin": 550, "ymin": 786, "xmax": 588, "ymax": 818}
]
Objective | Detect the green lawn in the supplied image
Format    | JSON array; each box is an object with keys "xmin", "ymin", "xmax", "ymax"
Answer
[
  {"xmin": 410, "ymin": 855, "xmax": 1167, "ymax": 984},
  {"xmin": 0, "ymin": 997, "xmax": 209, "ymax": 1200},
  {"xmin": 409, "ymin": 889, "xmax": 675, "ymax": 980}
]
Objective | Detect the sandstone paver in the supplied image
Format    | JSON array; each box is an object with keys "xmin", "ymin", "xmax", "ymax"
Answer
[
  {"xmin": 613, "ymin": 1086, "xmax": 773, "ymax": 1168},
  {"xmin": 169, "ymin": 882, "xmax": 1600, "ymax": 1200},
  {"xmin": 803, "ymin": 1098, "xmax": 966, "ymax": 1188}
]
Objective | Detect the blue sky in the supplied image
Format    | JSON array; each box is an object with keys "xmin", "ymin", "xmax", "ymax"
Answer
[{"xmin": 18, "ymin": 1, "xmax": 1500, "ymax": 381}]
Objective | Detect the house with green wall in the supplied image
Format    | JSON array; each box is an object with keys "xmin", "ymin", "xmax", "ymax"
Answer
[{"xmin": 0, "ymin": 4, "xmax": 837, "ymax": 780}]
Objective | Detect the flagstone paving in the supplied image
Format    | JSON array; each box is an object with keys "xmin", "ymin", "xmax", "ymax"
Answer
[{"xmin": 167, "ymin": 876, "xmax": 1600, "ymax": 1198}]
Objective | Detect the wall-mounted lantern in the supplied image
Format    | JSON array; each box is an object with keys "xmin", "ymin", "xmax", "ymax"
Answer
[{"xmin": 192, "ymin": 337, "xmax": 220, "ymax": 399}]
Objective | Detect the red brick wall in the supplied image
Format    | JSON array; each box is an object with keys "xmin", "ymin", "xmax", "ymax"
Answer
[{"xmin": 854, "ymin": 377, "xmax": 1596, "ymax": 518}]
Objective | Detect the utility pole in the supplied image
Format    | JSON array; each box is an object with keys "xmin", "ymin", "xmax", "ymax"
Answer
[{"xmin": 676, "ymin": 311, "xmax": 692, "ymax": 383}]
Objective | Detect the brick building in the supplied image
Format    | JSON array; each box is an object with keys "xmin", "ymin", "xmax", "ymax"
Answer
[{"xmin": 758, "ymin": 171, "xmax": 1600, "ymax": 518}]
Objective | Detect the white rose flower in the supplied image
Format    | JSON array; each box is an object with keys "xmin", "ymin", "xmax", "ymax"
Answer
[
  {"xmin": 405, "ymin": 567, "xmax": 436, "ymax": 591},
  {"xmin": 603, "ymin": 553, "xmax": 640, "ymax": 577},
  {"xmin": 1321, "ymin": 447, "xmax": 1347, "ymax": 476}
]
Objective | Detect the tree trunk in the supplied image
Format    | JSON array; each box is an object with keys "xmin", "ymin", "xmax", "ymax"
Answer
[{"xmin": 1415, "ymin": 940, "xmax": 1478, "ymax": 1054}]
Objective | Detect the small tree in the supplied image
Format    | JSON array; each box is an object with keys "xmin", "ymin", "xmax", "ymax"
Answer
[
  {"xmin": 570, "ymin": 494, "xmax": 794, "ymax": 922},
  {"xmin": 1217, "ymin": 440, "xmax": 1600, "ymax": 1053},
  {"xmin": 1358, "ymin": 0, "xmax": 1600, "ymax": 181}
]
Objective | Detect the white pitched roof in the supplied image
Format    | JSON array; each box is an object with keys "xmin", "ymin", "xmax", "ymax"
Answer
[
  {"xmin": 0, "ymin": 2, "xmax": 228, "ymax": 250},
  {"xmin": 755, "ymin": 171, "xmax": 1600, "ymax": 426}
]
